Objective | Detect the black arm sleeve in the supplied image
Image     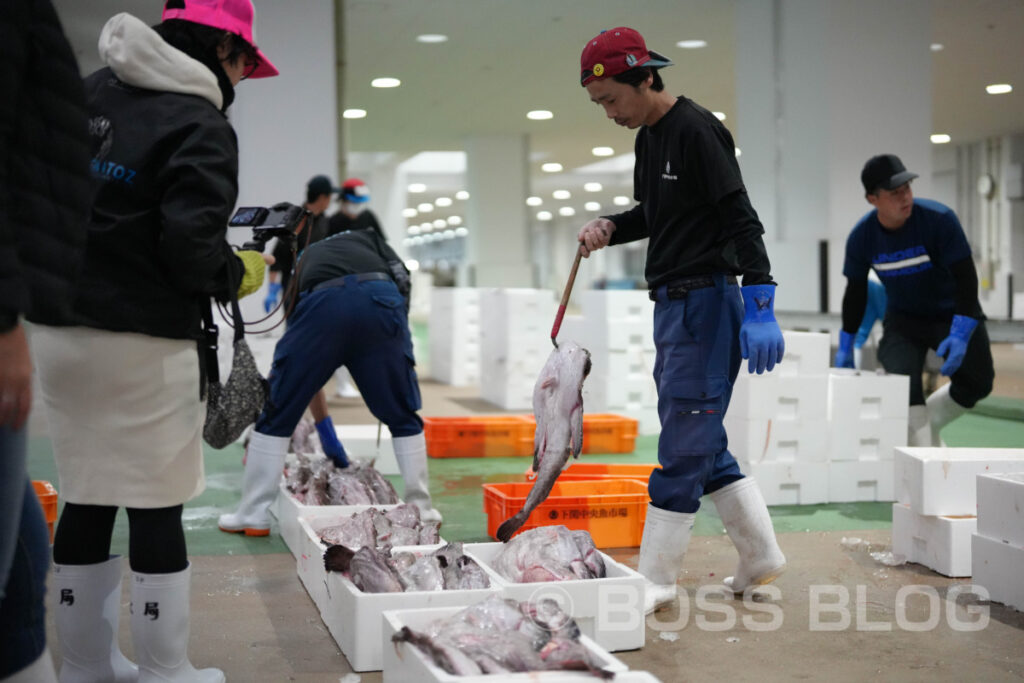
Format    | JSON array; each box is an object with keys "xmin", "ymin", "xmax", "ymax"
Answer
[
  {"xmin": 841, "ymin": 277, "xmax": 868, "ymax": 334},
  {"xmin": 716, "ymin": 189, "xmax": 774, "ymax": 286},
  {"xmin": 949, "ymin": 257, "xmax": 982, "ymax": 318},
  {"xmin": 605, "ymin": 205, "xmax": 648, "ymax": 245}
]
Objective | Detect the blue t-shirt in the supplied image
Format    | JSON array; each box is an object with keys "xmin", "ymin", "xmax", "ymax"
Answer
[{"xmin": 843, "ymin": 199, "xmax": 971, "ymax": 320}]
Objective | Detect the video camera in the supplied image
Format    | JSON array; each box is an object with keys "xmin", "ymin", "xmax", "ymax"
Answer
[{"xmin": 229, "ymin": 202, "xmax": 310, "ymax": 252}]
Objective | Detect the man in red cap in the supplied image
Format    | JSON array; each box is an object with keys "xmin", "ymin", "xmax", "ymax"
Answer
[
  {"xmin": 575, "ymin": 27, "xmax": 787, "ymax": 614},
  {"xmin": 327, "ymin": 177, "xmax": 387, "ymax": 241}
]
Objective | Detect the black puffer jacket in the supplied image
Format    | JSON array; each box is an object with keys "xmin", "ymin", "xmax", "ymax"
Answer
[{"xmin": 0, "ymin": 0, "xmax": 92, "ymax": 329}]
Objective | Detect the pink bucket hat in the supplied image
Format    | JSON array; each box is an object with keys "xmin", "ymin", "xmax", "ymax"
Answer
[{"xmin": 161, "ymin": 0, "xmax": 278, "ymax": 78}]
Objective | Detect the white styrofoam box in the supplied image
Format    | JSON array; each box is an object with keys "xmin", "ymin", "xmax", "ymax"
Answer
[
  {"xmin": 269, "ymin": 482, "xmax": 397, "ymax": 558},
  {"xmin": 724, "ymin": 414, "xmax": 828, "ymax": 464},
  {"xmin": 976, "ymin": 472, "xmax": 1024, "ymax": 546},
  {"xmin": 334, "ymin": 424, "xmax": 397, "ymax": 475},
  {"xmin": 464, "ymin": 542, "xmax": 645, "ymax": 652},
  {"xmin": 827, "ymin": 369, "xmax": 910, "ymax": 420},
  {"xmin": 429, "ymin": 287, "xmax": 481, "ymax": 387},
  {"xmin": 592, "ymin": 347, "xmax": 657, "ymax": 382},
  {"xmin": 728, "ymin": 373, "xmax": 829, "ymax": 422},
  {"xmin": 556, "ymin": 314, "xmax": 586, "ymax": 346},
  {"xmin": 894, "ymin": 448, "xmax": 1024, "ymax": 516},
  {"xmin": 778, "ymin": 330, "xmax": 830, "ymax": 377},
  {"xmin": 319, "ymin": 549, "xmax": 503, "ymax": 671},
  {"xmin": 583, "ymin": 316, "xmax": 655, "ymax": 353},
  {"xmin": 829, "ymin": 460, "xmax": 894, "ymax": 502},
  {"xmin": 972, "ymin": 533, "xmax": 1024, "ymax": 611},
  {"xmin": 891, "ymin": 503, "xmax": 975, "ymax": 577},
  {"xmin": 587, "ymin": 374, "xmax": 658, "ymax": 414},
  {"xmin": 827, "ymin": 416, "xmax": 907, "ymax": 462},
  {"xmin": 581, "ymin": 289, "xmax": 653, "ymax": 323},
  {"xmin": 735, "ymin": 461, "xmax": 829, "ymax": 506},
  {"xmin": 381, "ymin": 604, "xmax": 641, "ymax": 683}
]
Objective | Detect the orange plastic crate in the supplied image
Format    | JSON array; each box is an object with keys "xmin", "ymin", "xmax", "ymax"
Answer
[
  {"xmin": 520, "ymin": 413, "xmax": 639, "ymax": 454},
  {"xmin": 424, "ymin": 415, "xmax": 534, "ymax": 458},
  {"xmin": 482, "ymin": 479, "xmax": 649, "ymax": 548},
  {"xmin": 525, "ymin": 462, "xmax": 660, "ymax": 484},
  {"xmin": 32, "ymin": 480, "xmax": 58, "ymax": 544}
]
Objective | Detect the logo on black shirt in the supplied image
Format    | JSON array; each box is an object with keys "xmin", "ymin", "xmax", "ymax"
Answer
[{"xmin": 662, "ymin": 161, "xmax": 678, "ymax": 181}]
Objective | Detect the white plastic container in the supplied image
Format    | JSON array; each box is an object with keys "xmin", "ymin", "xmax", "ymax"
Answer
[
  {"xmin": 827, "ymin": 415, "xmax": 906, "ymax": 462},
  {"xmin": 728, "ymin": 374, "xmax": 829, "ymax": 422},
  {"xmin": 270, "ymin": 482, "xmax": 397, "ymax": 558},
  {"xmin": 734, "ymin": 461, "xmax": 829, "ymax": 506},
  {"xmin": 894, "ymin": 447, "xmax": 1024, "ymax": 516},
  {"xmin": 778, "ymin": 331, "xmax": 831, "ymax": 377},
  {"xmin": 891, "ymin": 503, "xmax": 975, "ymax": 577},
  {"xmin": 972, "ymin": 533, "xmax": 1024, "ymax": 612},
  {"xmin": 976, "ymin": 472, "xmax": 1024, "ymax": 547},
  {"xmin": 828, "ymin": 460, "xmax": 894, "ymax": 503},
  {"xmin": 333, "ymin": 423, "xmax": 397, "ymax": 475},
  {"xmin": 827, "ymin": 369, "xmax": 910, "ymax": 420},
  {"xmin": 463, "ymin": 542, "xmax": 645, "ymax": 652},
  {"xmin": 724, "ymin": 415, "xmax": 829, "ymax": 464}
]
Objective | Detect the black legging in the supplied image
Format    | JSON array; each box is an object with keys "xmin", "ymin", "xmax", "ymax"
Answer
[{"xmin": 52, "ymin": 503, "xmax": 188, "ymax": 574}]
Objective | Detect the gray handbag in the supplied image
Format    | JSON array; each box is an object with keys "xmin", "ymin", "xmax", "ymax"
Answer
[{"xmin": 201, "ymin": 298, "xmax": 268, "ymax": 449}]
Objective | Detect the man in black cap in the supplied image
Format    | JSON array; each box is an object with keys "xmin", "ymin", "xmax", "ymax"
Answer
[
  {"xmin": 264, "ymin": 174, "xmax": 338, "ymax": 311},
  {"xmin": 835, "ymin": 154, "xmax": 994, "ymax": 446}
]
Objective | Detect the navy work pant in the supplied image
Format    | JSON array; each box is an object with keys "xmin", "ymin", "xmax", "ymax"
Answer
[
  {"xmin": 648, "ymin": 274, "xmax": 745, "ymax": 513},
  {"xmin": 256, "ymin": 276, "xmax": 423, "ymax": 438}
]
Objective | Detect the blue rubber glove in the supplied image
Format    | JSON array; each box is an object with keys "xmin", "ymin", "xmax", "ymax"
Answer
[
  {"xmin": 834, "ymin": 330, "xmax": 855, "ymax": 368},
  {"xmin": 315, "ymin": 416, "xmax": 349, "ymax": 468},
  {"xmin": 936, "ymin": 315, "xmax": 978, "ymax": 376},
  {"xmin": 263, "ymin": 281, "xmax": 282, "ymax": 313},
  {"xmin": 739, "ymin": 284, "xmax": 785, "ymax": 374}
]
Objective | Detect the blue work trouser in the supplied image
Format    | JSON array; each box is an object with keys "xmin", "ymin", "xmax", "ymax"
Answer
[
  {"xmin": 648, "ymin": 274, "xmax": 745, "ymax": 513},
  {"xmin": 255, "ymin": 276, "xmax": 423, "ymax": 438}
]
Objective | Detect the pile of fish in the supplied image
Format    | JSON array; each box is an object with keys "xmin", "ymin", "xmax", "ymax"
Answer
[
  {"xmin": 392, "ymin": 594, "xmax": 613, "ymax": 678},
  {"xmin": 284, "ymin": 453, "xmax": 399, "ymax": 505},
  {"xmin": 316, "ymin": 505, "xmax": 439, "ymax": 550},
  {"xmin": 324, "ymin": 541, "xmax": 491, "ymax": 594},
  {"xmin": 493, "ymin": 526, "xmax": 605, "ymax": 583}
]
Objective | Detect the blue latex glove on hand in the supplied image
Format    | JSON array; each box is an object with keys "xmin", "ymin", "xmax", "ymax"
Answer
[
  {"xmin": 834, "ymin": 330, "xmax": 855, "ymax": 369},
  {"xmin": 739, "ymin": 285, "xmax": 785, "ymax": 374},
  {"xmin": 936, "ymin": 315, "xmax": 978, "ymax": 376},
  {"xmin": 263, "ymin": 281, "xmax": 282, "ymax": 313},
  {"xmin": 315, "ymin": 416, "xmax": 349, "ymax": 468}
]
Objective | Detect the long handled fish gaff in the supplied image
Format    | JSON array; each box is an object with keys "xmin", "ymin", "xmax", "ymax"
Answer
[{"xmin": 550, "ymin": 246, "xmax": 584, "ymax": 348}]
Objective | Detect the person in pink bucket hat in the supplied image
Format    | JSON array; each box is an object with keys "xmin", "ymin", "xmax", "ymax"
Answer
[{"xmin": 32, "ymin": 2, "xmax": 277, "ymax": 683}]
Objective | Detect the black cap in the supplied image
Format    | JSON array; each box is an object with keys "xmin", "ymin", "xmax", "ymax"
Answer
[
  {"xmin": 307, "ymin": 175, "xmax": 340, "ymax": 198},
  {"xmin": 861, "ymin": 154, "xmax": 918, "ymax": 194}
]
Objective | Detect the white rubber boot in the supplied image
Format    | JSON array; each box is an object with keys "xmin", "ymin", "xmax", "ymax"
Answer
[
  {"xmin": 3, "ymin": 647, "xmax": 57, "ymax": 682},
  {"xmin": 393, "ymin": 433, "xmax": 442, "ymax": 523},
  {"xmin": 926, "ymin": 384, "xmax": 967, "ymax": 447},
  {"xmin": 333, "ymin": 367, "xmax": 360, "ymax": 398},
  {"xmin": 908, "ymin": 405, "xmax": 933, "ymax": 447},
  {"xmin": 129, "ymin": 565, "xmax": 223, "ymax": 683},
  {"xmin": 218, "ymin": 431, "xmax": 290, "ymax": 536},
  {"xmin": 52, "ymin": 557, "xmax": 137, "ymax": 683},
  {"xmin": 636, "ymin": 504, "xmax": 695, "ymax": 615},
  {"xmin": 710, "ymin": 478, "xmax": 786, "ymax": 594}
]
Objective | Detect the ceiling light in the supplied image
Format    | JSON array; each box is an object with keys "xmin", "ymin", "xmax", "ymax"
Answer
[
  {"xmin": 455, "ymin": 190, "xmax": 469, "ymax": 200},
  {"xmin": 443, "ymin": 230, "xmax": 455, "ymax": 239},
  {"xmin": 343, "ymin": 109, "xmax": 366, "ymax": 119},
  {"xmin": 585, "ymin": 201, "xmax": 601, "ymax": 211},
  {"xmin": 527, "ymin": 110, "xmax": 554, "ymax": 120},
  {"xmin": 435, "ymin": 197, "xmax": 453, "ymax": 207},
  {"xmin": 986, "ymin": 83, "xmax": 1012, "ymax": 95},
  {"xmin": 433, "ymin": 219, "xmax": 446, "ymax": 228},
  {"xmin": 930, "ymin": 43, "xmax": 944, "ymax": 52},
  {"xmin": 402, "ymin": 208, "xmax": 418, "ymax": 218},
  {"xmin": 447, "ymin": 215, "xmax": 463, "ymax": 225},
  {"xmin": 676, "ymin": 39, "xmax": 707, "ymax": 49},
  {"xmin": 526, "ymin": 196, "xmax": 543, "ymax": 206},
  {"xmin": 542, "ymin": 162, "xmax": 563, "ymax": 173},
  {"xmin": 417, "ymin": 203, "xmax": 433, "ymax": 212},
  {"xmin": 407, "ymin": 225, "xmax": 420, "ymax": 235},
  {"xmin": 559, "ymin": 207, "xmax": 576, "ymax": 217},
  {"xmin": 537, "ymin": 211, "xmax": 553, "ymax": 221},
  {"xmin": 552, "ymin": 190, "xmax": 571, "ymax": 200},
  {"xmin": 584, "ymin": 182, "xmax": 602, "ymax": 192},
  {"xmin": 371, "ymin": 77, "xmax": 401, "ymax": 88},
  {"xmin": 416, "ymin": 34, "xmax": 448, "ymax": 43},
  {"xmin": 592, "ymin": 146, "xmax": 614, "ymax": 157},
  {"xmin": 420, "ymin": 222, "xmax": 432, "ymax": 230},
  {"xmin": 735, "ymin": 148, "xmax": 742, "ymax": 157},
  {"xmin": 408, "ymin": 183, "xmax": 426, "ymax": 193},
  {"xmin": 931, "ymin": 134, "xmax": 951, "ymax": 144},
  {"xmin": 455, "ymin": 227, "xmax": 468, "ymax": 237},
  {"xmin": 713, "ymin": 111, "xmax": 726, "ymax": 121},
  {"xmin": 613, "ymin": 195, "xmax": 631, "ymax": 206},
  {"xmin": 405, "ymin": 259, "xmax": 420, "ymax": 271}
]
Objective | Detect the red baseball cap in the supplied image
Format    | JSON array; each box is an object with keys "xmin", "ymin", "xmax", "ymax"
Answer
[
  {"xmin": 341, "ymin": 178, "xmax": 370, "ymax": 204},
  {"xmin": 161, "ymin": 0, "xmax": 279, "ymax": 78},
  {"xmin": 580, "ymin": 27, "xmax": 672, "ymax": 86}
]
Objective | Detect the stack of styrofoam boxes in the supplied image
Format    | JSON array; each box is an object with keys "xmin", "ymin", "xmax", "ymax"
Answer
[
  {"xmin": 893, "ymin": 448, "xmax": 1024, "ymax": 577},
  {"xmin": 478, "ymin": 288, "xmax": 554, "ymax": 410},
  {"xmin": 973, "ymin": 472, "xmax": 1024, "ymax": 610},
  {"xmin": 725, "ymin": 331, "xmax": 830, "ymax": 505},
  {"xmin": 578, "ymin": 291, "xmax": 659, "ymax": 435},
  {"xmin": 826, "ymin": 369, "xmax": 908, "ymax": 502},
  {"xmin": 428, "ymin": 287, "xmax": 480, "ymax": 386}
]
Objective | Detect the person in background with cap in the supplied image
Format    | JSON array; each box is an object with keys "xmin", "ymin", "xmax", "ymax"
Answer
[
  {"xmin": 327, "ymin": 177, "xmax": 387, "ymax": 240},
  {"xmin": 29, "ymin": 2, "xmax": 278, "ymax": 681},
  {"xmin": 835, "ymin": 154, "xmax": 993, "ymax": 446},
  {"xmin": 574, "ymin": 27, "xmax": 787, "ymax": 615},
  {"xmin": 264, "ymin": 174, "xmax": 338, "ymax": 312}
]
